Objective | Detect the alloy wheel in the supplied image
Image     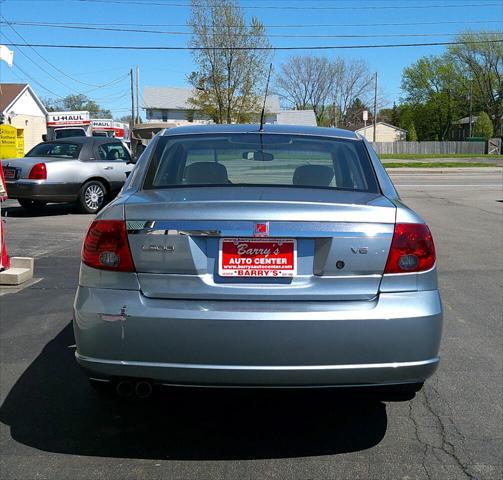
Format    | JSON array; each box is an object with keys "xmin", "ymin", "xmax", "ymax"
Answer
[{"xmin": 84, "ymin": 184, "xmax": 105, "ymax": 212}]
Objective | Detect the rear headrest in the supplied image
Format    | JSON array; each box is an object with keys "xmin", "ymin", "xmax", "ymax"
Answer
[
  {"xmin": 293, "ymin": 164, "xmax": 334, "ymax": 187},
  {"xmin": 106, "ymin": 150, "xmax": 119, "ymax": 160},
  {"xmin": 184, "ymin": 161, "xmax": 229, "ymax": 184}
]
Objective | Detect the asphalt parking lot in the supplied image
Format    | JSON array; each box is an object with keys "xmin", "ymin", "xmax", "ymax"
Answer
[{"xmin": 0, "ymin": 170, "xmax": 502, "ymax": 480}]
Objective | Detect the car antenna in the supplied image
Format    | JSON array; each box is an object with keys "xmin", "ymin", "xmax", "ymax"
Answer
[{"xmin": 259, "ymin": 63, "xmax": 273, "ymax": 132}]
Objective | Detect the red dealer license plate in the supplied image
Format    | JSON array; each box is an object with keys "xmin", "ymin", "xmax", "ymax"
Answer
[
  {"xmin": 219, "ymin": 238, "xmax": 297, "ymax": 278},
  {"xmin": 3, "ymin": 167, "xmax": 17, "ymax": 180}
]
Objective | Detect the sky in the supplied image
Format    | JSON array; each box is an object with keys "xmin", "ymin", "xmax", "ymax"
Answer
[{"xmin": 0, "ymin": 0, "xmax": 502, "ymax": 119}]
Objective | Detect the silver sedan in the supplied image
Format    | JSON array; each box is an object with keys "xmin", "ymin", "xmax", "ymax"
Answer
[
  {"xmin": 1, "ymin": 137, "xmax": 134, "ymax": 213},
  {"xmin": 73, "ymin": 124, "xmax": 442, "ymax": 399}
]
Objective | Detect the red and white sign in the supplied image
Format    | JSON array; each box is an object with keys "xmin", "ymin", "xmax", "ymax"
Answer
[
  {"xmin": 2, "ymin": 166, "xmax": 16, "ymax": 180},
  {"xmin": 219, "ymin": 238, "xmax": 296, "ymax": 277},
  {"xmin": 91, "ymin": 120, "xmax": 127, "ymax": 139},
  {"xmin": 112, "ymin": 121, "xmax": 126, "ymax": 139},
  {"xmin": 92, "ymin": 119, "xmax": 113, "ymax": 129},
  {"xmin": 47, "ymin": 111, "xmax": 91, "ymax": 126}
]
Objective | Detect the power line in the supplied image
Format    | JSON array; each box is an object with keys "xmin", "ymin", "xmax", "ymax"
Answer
[
  {"xmin": 0, "ymin": 16, "xmax": 93, "ymax": 89},
  {"xmin": 1, "ymin": 30, "xmax": 129, "ymax": 101},
  {"xmin": 3, "ymin": 21, "xmax": 501, "ymax": 38},
  {"xmin": 10, "ymin": 64, "xmax": 65, "ymax": 98},
  {"xmin": 7, "ymin": 61, "xmax": 129, "ymax": 105},
  {"xmin": 0, "ymin": 29, "xmax": 82, "ymax": 94},
  {"xmin": 1, "ymin": 15, "xmax": 130, "ymax": 89},
  {"xmin": 4, "ymin": 19, "xmax": 501, "ymax": 29},
  {"xmin": 2, "ymin": 0, "xmax": 489, "ymax": 2},
  {"xmin": 3, "ymin": 39, "xmax": 502, "ymax": 51},
  {"xmin": 75, "ymin": 0, "xmax": 502, "ymax": 10},
  {"xmin": 82, "ymin": 73, "xmax": 130, "ymax": 95},
  {"xmin": 92, "ymin": 91, "xmax": 130, "ymax": 102}
]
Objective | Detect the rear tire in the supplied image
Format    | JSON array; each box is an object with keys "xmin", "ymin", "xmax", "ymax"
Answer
[
  {"xmin": 78, "ymin": 180, "xmax": 107, "ymax": 214},
  {"xmin": 18, "ymin": 199, "xmax": 46, "ymax": 211}
]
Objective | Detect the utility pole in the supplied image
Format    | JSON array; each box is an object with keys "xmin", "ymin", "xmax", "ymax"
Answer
[
  {"xmin": 373, "ymin": 72, "xmax": 378, "ymax": 142},
  {"xmin": 130, "ymin": 68, "xmax": 135, "ymax": 128},
  {"xmin": 135, "ymin": 65, "xmax": 140, "ymax": 124},
  {"xmin": 468, "ymin": 81, "xmax": 473, "ymax": 139}
]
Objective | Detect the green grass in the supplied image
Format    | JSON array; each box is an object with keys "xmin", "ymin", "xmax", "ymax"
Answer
[
  {"xmin": 383, "ymin": 162, "xmax": 497, "ymax": 168},
  {"xmin": 379, "ymin": 153, "xmax": 503, "ymax": 160}
]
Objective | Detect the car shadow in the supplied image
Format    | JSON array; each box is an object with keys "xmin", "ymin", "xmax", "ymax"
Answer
[
  {"xmin": 0, "ymin": 323, "xmax": 388, "ymax": 460},
  {"xmin": 2, "ymin": 202, "xmax": 81, "ymax": 218}
]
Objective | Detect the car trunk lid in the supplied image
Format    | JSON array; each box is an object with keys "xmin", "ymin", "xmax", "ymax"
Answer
[
  {"xmin": 125, "ymin": 187, "xmax": 395, "ymax": 301},
  {"xmin": 1, "ymin": 157, "xmax": 63, "ymax": 180}
]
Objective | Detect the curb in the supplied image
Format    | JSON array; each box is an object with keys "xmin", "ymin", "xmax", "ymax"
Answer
[{"xmin": 386, "ymin": 167, "xmax": 503, "ymax": 174}]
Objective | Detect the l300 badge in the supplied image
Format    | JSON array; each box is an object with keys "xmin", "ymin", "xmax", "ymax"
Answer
[{"xmin": 141, "ymin": 245, "xmax": 175, "ymax": 252}]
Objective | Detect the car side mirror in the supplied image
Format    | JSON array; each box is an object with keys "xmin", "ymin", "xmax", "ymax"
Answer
[
  {"xmin": 126, "ymin": 156, "xmax": 137, "ymax": 165},
  {"xmin": 42, "ymin": 134, "xmax": 47, "ymax": 142}
]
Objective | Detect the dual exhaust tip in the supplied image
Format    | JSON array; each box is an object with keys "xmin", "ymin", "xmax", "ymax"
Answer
[{"xmin": 115, "ymin": 379, "xmax": 153, "ymax": 399}]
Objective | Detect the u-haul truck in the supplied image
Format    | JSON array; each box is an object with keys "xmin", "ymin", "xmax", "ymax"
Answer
[
  {"xmin": 45, "ymin": 111, "xmax": 91, "ymax": 141},
  {"xmin": 91, "ymin": 119, "xmax": 128, "ymax": 140}
]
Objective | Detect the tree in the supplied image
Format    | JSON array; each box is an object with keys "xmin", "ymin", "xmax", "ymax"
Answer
[
  {"xmin": 332, "ymin": 58, "xmax": 374, "ymax": 128},
  {"xmin": 378, "ymin": 108, "xmax": 393, "ymax": 124},
  {"xmin": 275, "ymin": 55, "xmax": 374, "ymax": 127},
  {"xmin": 448, "ymin": 31, "xmax": 503, "ymax": 135},
  {"xmin": 391, "ymin": 103, "xmax": 400, "ymax": 126},
  {"xmin": 344, "ymin": 97, "xmax": 371, "ymax": 128},
  {"xmin": 406, "ymin": 122, "xmax": 418, "ymax": 141},
  {"xmin": 275, "ymin": 55, "xmax": 334, "ymax": 125},
  {"xmin": 117, "ymin": 115, "xmax": 133, "ymax": 124},
  {"xmin": 379, "ymin": 103, "xmax": 401, "ymax": 126},
  {"xmin": 401, "ymin": 55, "xmax": 467, "ymax": 140},
  {"xmin": 473, "ymin": 111, "xmax": 494, "ymax": 139},
  {"xmin": 188, "ymin": 0, "xmax": 271, "ymax": 124},
  {"xmin": 41, "ymin": 96, "xmax": 61, "ymax": 112},
  {"xmin": 42, "ymin": 94, "xmax": 112, "ymax": 118}
]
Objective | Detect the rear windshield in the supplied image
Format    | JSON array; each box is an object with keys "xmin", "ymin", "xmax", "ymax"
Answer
[
  {"xmin": 144, "ymin": 133, "xmax": 379, "ymax": 193},
  {"xmin": 54, "ymin": 128, "xmax": 86, "ymax": 139},
  {"xmin": 27, "ymin": 142, "xmax": 81, "ymax": 158}
]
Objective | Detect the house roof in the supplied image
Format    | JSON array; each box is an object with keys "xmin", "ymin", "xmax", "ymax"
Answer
[
  {"xmin": 453, "ymin": 116, "xmax": 474, "ymax": 125},
  {"xmin": 0, "ymin": 83, "xmax": 26, "ymax": 112},
  {"xmin": 143, "ymin": 86, "xmax": 281, "ymax": 113},
  {"xmin": 0, "ymin": 83, "xmax": 47, "ymax": 115},
  {"xmin": 275, "ymin": 109, "xmax": 317, "ymax": 126},
  {"xmin": 355, "ymin": 121, "xmax": 407, "ymax": 133},
  {"xmin": 454, "ymin": 114, "xmax": 502, "ymax": 125}
]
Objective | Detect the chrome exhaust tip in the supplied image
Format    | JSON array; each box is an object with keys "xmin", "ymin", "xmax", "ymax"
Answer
[
  {"xmin": 134, "ymin": 380, "xmax": 153, "ymax": 399},
  {"xmin": 116, "ymin": 379, "xmax": 134, "ymax": 398}
]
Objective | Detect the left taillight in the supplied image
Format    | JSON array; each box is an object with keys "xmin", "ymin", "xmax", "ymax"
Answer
[
  {"xmin": 82, "ymin": 220, "xmax": 135, "ymax": 272},
  {"xmin": 28, "ymin": 163, "xmax": 47, "ymax": 180}
]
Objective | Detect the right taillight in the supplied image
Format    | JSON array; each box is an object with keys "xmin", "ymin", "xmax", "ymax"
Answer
[
  {"xmin": 384, "ymin": 223, "xmax": 436, "ymax": 274},
  {"xmin": 28, "ymin": 163, "xmax": 47, "ymax": 180},
  {"xmin": 82, "ymin": 220, "xmax": 135, "ymax": 272}
]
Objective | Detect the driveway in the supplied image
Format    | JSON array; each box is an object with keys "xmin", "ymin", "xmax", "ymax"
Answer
[{"xmin": 0, "ymin": 170, "xmax": 501, "ymax": 479}]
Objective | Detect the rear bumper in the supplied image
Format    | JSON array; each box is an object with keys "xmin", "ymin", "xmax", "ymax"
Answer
[
  {"xmin": 6, "ymin": 180, "xmax": 80, "ymax": 201},
  {"xmin": 73, "ymin": 288, "xmax": 443, "ymax": 387}
]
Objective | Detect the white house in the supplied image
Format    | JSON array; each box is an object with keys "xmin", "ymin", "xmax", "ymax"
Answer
[
  {"xmin": 142, "ymin": 87, "xmax": 317, "ymax": 126},
  {"xmin": 0, "ymin": 83, "xmax": 47, "ymax": 152},
  {"xmin": 356, "ymin": 122, "xmax": 407, "ymax": 142}
]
